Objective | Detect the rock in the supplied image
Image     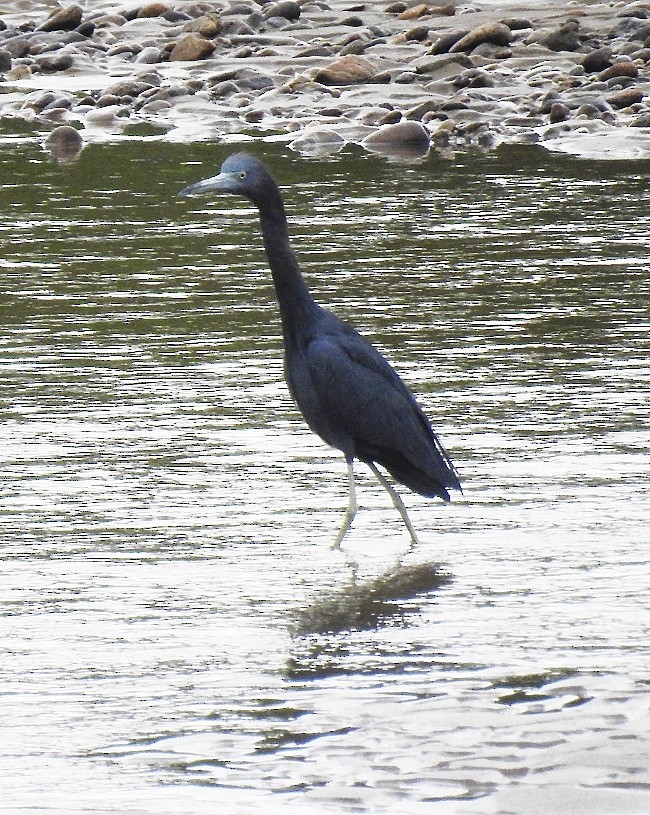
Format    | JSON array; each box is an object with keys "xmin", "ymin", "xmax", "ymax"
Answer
[
  {"xmin": 313, "ymin": 55, "xmax": 377, "ymax": 86},
  {"xmin": 35, "ymin": 53, "xmax": 74, "ymax": 72},
  {"xmin": 185, "ymin": 14, "xmax": 221, "ymax": 37},
  {"xmin": 405, "ymin": 25, "xmax": 429, "ymax": 42},
  {"xmin": 262, "ymin": 1, "xmax": 301, "ymax": 21},
  {"xmin": 37, "ymin": 5, "xmax": 83, "ymax": 32},
  {"xmin": 398, "ymin": 4, "xmax": 429, "ymax": 20},
  {"xmin": 452, "ymin": 68, "xmax": 494, "ymax": 88},
  {"xmin": 136, "ymin": 2, "xmax": 170, "ymax": 17},
  {"xmin": 43, "ymin": 124, "xmax": 84, "ymax": 162},
  {"xmin": 549, "ymin": 101, "xmax": 569, "ymax": 123},
  {"xmin": 104, "ymin": 79, "xmax": 154, "ymax": 97},
  {"xmin": 606, "ymin": 88, "xmax": 645, "ymax": 108},
  {"xmin": 430, "ymin": 29, "xmax": 470, "ymax": 54},
  {"xmin": 598, "ymin": 62, "xmax": 638, "ymax": 81},
  {"xmin": 576, "ymin": 103, "xmax": 603, "ymax": 118},
  {"xmin": 169, "ymin": 35, "xmax": 215, "ymax": 61},
  {"xmin": 582, "ymin": 46, "xmax": 612, "ymax": 73},
  {"xmin": 379, "ymin": 109, "xmax": 402, "ymax": 125},
  {"xmin": 405, "ymin": 99, "xmax": 439, "ymax": 120},
  {"xmin": 339, "ymin": 15, "xmax": 364, "ymax": 27},
  {"xmin": 362, "ymin": 120, "xmax": 430, "ymax": 147},
  {"xmin": 289, "ymin": 129, "xmax": 346, "ymax": 154},
  {"xmin": 0, "ymin": 49, "xmax": 11, "ymax": 71},
  {"xmin": 500, "ymin": 17, "xmax": 532, "ymax": 30},
  {"xmin": 339, "ymin": 39, "xmax": 368, "ymax": 56},
  {"xmin": 430, "ymin": 5, "xmax": 456, "ymax": 16},
  {"xmin": 540, "ymin": 20, "xmax": 581, "ymax": 52},
  {"xmin": 4, "ymin": 37, "xmax": 31, "ymax": 58},
  {"xmin": 135, "ymin": 46, "xmax": 163, "ymax": 63},
  {"xmin": 414, "ymin": 52, "xmax": 471, "ymax": 77},
  {"xmin": 449, "ymin": 22, "xmax": 511, "ymax": 53}
]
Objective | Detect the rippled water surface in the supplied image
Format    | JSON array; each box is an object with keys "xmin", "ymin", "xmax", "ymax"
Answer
[{"xmin": 1, "ymin": 139, "xmax": 649, "ymax": 814}]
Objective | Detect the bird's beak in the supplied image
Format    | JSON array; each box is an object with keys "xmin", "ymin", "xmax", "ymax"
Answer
[{"xmin": 178, "ymin": 171, "xmax": 238, "ymax": 197}]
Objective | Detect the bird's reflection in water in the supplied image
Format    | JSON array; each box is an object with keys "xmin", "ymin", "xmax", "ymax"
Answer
[{"xmin": 290, "ymin": 560, "xmax": 451, "ymax": 640}]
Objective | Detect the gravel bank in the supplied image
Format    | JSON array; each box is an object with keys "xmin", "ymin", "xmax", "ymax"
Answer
[{"xmin": 2, "ymin": 0, "xmax": 650, "ymax": 160}]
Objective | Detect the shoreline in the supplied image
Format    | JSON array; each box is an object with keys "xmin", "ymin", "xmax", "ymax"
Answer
[{"xmin": 2, "ymin": 0, "xmax": 650, "ymax": 161}]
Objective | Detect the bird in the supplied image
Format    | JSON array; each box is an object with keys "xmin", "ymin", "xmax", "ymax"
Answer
[{"xmin": 179, "ymin": 152, "xmax": 461, "ymax": 548}]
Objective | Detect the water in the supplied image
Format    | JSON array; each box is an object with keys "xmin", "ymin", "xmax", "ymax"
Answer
[{"xmin": 1, "ymin": 138, "xmax": 649, "ymax": 814}]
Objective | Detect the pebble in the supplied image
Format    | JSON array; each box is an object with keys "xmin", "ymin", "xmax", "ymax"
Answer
[
  {"xmin": 362, "ymin": 120, "xmax": 430, "ymax": 147},
  {"xmin": 313, "ymin": 54, "xmax": 377, "ymax": 85},
  {"xmin": 607, "ymin": 88, "xmax": 645, "ymax": 108},
  {"xmin": 42, "ymin": 123, "xmax": 84, "ymax": 163},
  {"xmin": 1, "ymin": 0, "xmax": 649, "ymax": 158},
  {"xmin": 449, "ymin": 22, "xmax": 512, "ymax": 53},
  {"xmin": 599, "ymin": 62, "xmax": 638, "ymax": 81},
  {"xmin": 169, "ymin": 34, "xmax": 215, "ymax": 61},
  {"xmin": 262, "ymin": 1, "xmax": 301, "ymax": 21},
  {"xmin": 37, "ymin": 5, "xmax": 83, "ymax": 33},
  {"xmin": 539, "ymin": 20, "xmax": 581, "ymax": 52},
  {"xmin": 582, "ymin": 46, "xmax": 613, "ymax": 73}
]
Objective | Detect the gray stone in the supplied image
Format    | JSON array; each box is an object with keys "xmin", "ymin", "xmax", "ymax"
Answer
[
  {"xmin": 35, "ymin": 53, "xmax": 74, "ymax": 72},
  {"xmin": 582, "ymin": 46, "xmax": 612, "ymax": 73},
  {"xmin": 362, "ymin": 120, "xmax": 430, "ymax": 147},
  {"xmin": 430, "ymin": 29, "xmax": 469, "ymax": 55},
  {"xmin": 540, "ymin": 20, "xmax": 581, "ymax": 52},
  {"xmin": 262, "ymin": 1, "xmax": 301, "ymax": 21},
  {"xmin": 134, "ymin": 46, "xmax": 163, "ymax": 63}
]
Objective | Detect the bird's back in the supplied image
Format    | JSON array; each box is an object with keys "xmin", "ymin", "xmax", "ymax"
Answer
[{"xmin": 284, "ymin": 309, "xmax": 460, "ymax": 500}]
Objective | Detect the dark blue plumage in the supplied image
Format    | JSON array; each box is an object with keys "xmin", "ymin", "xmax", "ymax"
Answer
[{"xmin": 180, "ymin": 152, "xmax": 460, "ymax": 547}]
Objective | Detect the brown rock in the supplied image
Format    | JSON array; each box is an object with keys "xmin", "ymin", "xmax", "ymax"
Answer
[
  {"xmin": 185, "ymin": 14, "xmax": 221, "ymax": 37},
  {"xmin": 598, "ymin": 62, "xmax": 639, "ymax": 81},
  {"xmin": 37, "ymin": 5, "xmax": 83, "ymax": 32},
  {"xmin": 606, "ymin": 88, "xmax": 645, "ymax": 108},
  {"xmin": 137, "ymin": 3, "xmax": 171, "ymax": 17},
  {"xmin": 169, "ymin": 35, "xmax": 215, "ymax": 61},
  {"xmin": 405, "ymin": 25, "xmax": 429, "ymax": 41},
  {"xmin": 430, "ymin": 5, "xmax": 456, "ymax": 16},
  {"xmin": 449, "ymin": 22, "xmax": 511, "ymax": 52},
  {"xmin": 313, "ymin": 55, "xmax": 377, "ymax": 86},
  {"xmin": 398, "ymin": 4, "xmax": 429, "ymax": 20}
]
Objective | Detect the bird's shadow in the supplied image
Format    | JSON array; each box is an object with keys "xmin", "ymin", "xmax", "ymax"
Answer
[{"xmin": 291, "ymin": 560, "xmax": 452, "ymax": 637}]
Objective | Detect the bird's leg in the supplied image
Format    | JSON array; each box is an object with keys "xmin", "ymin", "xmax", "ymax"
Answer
[
  {"xmin": 368, "ymin": 462, "xmax": 421, "ymax": 548},
  {"xmin": 332, "ymin": 459, "xmax": 357, "ymax": 549}
]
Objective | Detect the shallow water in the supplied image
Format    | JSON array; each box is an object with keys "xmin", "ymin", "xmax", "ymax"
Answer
[{"xmin": 1, "ymin": 139, "xmax": 649, "ymax": 814}]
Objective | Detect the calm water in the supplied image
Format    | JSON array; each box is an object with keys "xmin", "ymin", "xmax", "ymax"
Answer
[{"xmin": 1, "ymin": 138, "xmax": 649, "ymax": 814}]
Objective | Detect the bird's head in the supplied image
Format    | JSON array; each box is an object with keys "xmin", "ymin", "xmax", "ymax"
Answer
[{"xmin": 179, "ymin": 152, "xmax": 276, "ymax": 207}]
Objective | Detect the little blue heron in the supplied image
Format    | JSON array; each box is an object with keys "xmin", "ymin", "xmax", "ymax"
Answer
[{"xmin": 179, "ymin": 152, "xmax": 461, "ymax": 548}]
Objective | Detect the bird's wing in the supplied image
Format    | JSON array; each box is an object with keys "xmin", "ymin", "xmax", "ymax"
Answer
[
  {"xmin": 288, "ymin": 326, "xmax": 459, "ymax": 496},
  {"xmin": 304, "ymin": 330, "xmax": 430, "ymax": 448}
]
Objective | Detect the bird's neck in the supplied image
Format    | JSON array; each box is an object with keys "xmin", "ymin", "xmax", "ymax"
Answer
[{"xmin": 258, "ymin": 204, "xmax": 321, "ymax": 341}]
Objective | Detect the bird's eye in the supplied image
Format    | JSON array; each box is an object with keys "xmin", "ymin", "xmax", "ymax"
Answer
[{"xmin": 239, "ymin": 171, "xmax": 246, "ymax": 180}]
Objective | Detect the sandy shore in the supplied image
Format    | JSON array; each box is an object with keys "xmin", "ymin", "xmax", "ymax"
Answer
[{"xmin": 1, "ymin": 0, "xmax": 650, "ymax": 160}]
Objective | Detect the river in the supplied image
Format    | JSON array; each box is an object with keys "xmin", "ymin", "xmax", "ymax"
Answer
[{"xmin": 1, "ymin": 137, "xmax": 649, "ymax": 814}]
